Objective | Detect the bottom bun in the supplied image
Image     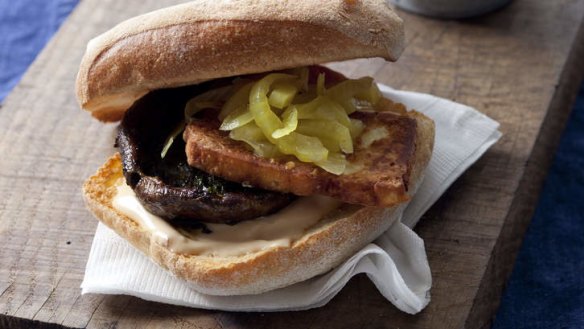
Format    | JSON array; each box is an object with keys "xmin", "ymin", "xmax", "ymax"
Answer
[{"xmin": 82, "ymin": 112, "xmax": 433, "ymax": 296}]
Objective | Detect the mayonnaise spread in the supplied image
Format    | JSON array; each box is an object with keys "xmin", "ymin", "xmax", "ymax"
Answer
[{"xmin": 112, "ymin": 181, "xmax": 341, "ymax": 257}]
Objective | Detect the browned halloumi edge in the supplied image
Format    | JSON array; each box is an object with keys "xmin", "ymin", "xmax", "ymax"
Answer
[{"xmin": 184, "ymin": 100, "xmax": 434, "ymax": 207}]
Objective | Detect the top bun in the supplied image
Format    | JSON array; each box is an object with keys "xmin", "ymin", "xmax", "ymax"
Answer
[{"xmin": 76, "ymin": 0, "xmax": 405, "ymax": 121}]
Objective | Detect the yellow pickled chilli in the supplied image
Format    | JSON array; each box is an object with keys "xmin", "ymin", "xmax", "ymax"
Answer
[
  {"xmin": 185, "ymin": 85, "xmax": 235, "ymax": 119},
  {"xmin": 229, "ymin": 123, "xmax": 281, "ymax": 158},
  {"xmin": 163, "ymin": 85, "xmax": 234, "ymax": 159},
  {"xmin": 218, "ymin": 68, "xmax": 382, "ymax": 174}
]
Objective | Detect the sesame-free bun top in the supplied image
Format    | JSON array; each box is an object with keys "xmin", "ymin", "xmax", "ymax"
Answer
[{"xmin": 75, "ymin": 0, "xmax": 405, "ymax": 121}]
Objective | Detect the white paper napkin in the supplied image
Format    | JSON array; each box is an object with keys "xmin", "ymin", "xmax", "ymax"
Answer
[{"xmin": 81, "ymin": 85, "xmax": 501, "ymax": 314}]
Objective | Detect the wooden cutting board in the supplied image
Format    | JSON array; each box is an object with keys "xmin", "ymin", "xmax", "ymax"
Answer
[{"xmin": 1, "ymin": 0, "xmax": 583, "ymax": 328}]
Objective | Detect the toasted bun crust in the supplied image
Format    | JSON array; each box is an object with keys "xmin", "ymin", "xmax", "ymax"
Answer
[
  {"xmin": 82, "ymin": 109, "xmax": 433, "ymax": 295},
  {"xmin": 76, "ymin": 0, "xmax": 405, "ymax": 122}
]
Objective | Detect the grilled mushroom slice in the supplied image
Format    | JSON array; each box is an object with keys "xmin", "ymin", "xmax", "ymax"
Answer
[{"xmin": 117, "ymin": 83, "xmax": 293, "ymax": 224}]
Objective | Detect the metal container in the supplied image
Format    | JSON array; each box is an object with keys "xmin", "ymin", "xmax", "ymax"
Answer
[{"xmin": 389, "ymin": 0, "xmax": 512, "ymax": 19}]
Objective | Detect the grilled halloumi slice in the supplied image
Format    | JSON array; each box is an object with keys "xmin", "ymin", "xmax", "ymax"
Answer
[{"xmin": 184, "ymin": 102, "xmax": 434, "ymax": 208}]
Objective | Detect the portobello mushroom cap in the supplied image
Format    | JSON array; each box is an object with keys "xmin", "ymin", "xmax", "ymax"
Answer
[{"xmin": 117, "ymin": 81, "xmax": 294, "ymax": 224}]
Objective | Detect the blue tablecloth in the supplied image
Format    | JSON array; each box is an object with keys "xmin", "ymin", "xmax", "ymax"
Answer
[
  {"xmin": 0, "ymin": 1, "xmax": 581, "ymax": 328},
  {"xmin": 0, "ymin": 0, "xmax": 79, "ymax": 101},
  {"xmin": 492, "ymin": 84, "xmax": 584, "ymax": 328}
]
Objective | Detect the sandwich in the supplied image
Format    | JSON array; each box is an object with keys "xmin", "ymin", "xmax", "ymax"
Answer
[{"xmin": 77, "ymin": 0, "xmax": 435, "ymax": 296}]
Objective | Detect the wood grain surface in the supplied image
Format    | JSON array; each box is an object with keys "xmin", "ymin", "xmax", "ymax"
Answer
[{"xmin": 1, "ymin": 0, "xmax": 583, "ymax": 328}]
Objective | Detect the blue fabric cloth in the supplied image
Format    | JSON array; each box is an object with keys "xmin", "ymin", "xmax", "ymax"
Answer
[
  {"xmin": 493, "ymin": 84, "xmax": 584, "ymax": 328},
  {"xmin": 0, "ymin": 0, "xmax": 79, "ymax": 102},
  {"xmin": 0, "ymin": 1, "xmax": 582, "ymax": 327}
]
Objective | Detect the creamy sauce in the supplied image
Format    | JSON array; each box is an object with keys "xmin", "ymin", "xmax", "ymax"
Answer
[{"xmin": 112, "ymin": 181, "xmax": 341, "ymax": 257}]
